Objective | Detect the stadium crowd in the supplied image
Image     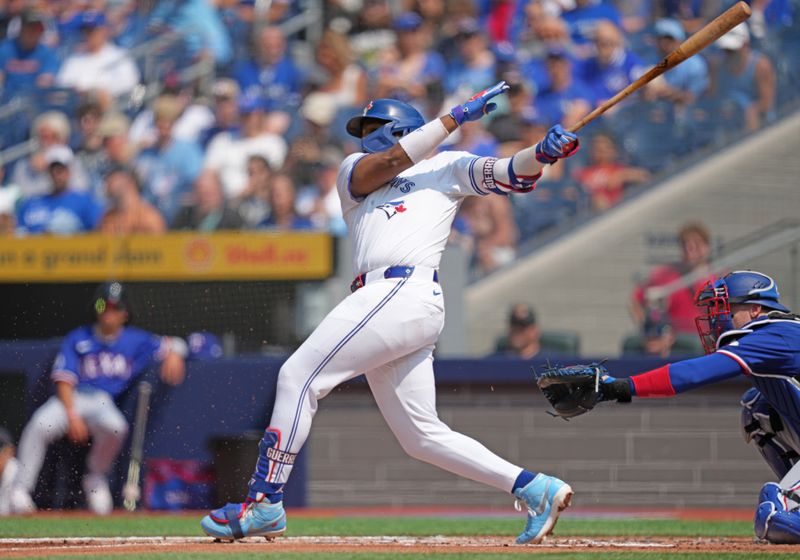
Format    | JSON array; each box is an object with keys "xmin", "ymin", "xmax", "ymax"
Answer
[{"xmin": 0, "ymin": 0, "xmax": 796, "ymax": 278}]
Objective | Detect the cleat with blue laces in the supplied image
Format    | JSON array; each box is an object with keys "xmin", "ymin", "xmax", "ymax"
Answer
[{"xmin": 513, "ymin": 473, "xmax": 573, "ymax": 544}]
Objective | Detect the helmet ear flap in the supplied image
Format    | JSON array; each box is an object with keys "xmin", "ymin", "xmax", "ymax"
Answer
[{"xmin": 361, "ymin": 121, "xmax": 403, "ymax": 153}]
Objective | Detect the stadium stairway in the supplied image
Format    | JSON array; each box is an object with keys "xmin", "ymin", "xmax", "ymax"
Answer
[{"xmin": 465, "ymin": 110, "xmax": 800, "ymax": 357}]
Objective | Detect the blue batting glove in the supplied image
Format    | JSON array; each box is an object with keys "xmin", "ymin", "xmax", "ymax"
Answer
[
  {"xmin": 535, "ymin": 124, "xmax": 580, "ymax": 165},
  {"xmin": 450, "ymin": 81, "xmax": 510, "ymax": 126}
]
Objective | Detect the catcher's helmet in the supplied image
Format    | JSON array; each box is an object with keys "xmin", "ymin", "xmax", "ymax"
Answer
[
  {"xmin": 695, "ymin": 270, "xmax": 789, "ymax": 353},
  {"xmin": 92, "ymin": 281, "xmax": 132, "ymax": 319},
  {"xmin": 346, "ymin": 99, "xmax": 425, "ymax": 154}
]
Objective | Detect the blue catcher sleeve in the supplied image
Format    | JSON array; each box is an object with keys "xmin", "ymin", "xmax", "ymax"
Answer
[{"xmin": 630, "ymin": 353, "xmax": 744, "ymax": 397}]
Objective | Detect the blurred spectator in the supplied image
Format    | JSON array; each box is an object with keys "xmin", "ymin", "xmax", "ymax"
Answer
[
  {"xmin": 630, "ymin": 222, "xmax": 715, "ymax": 334},
  {"xmin": 98, "ymin": 166, "xmax": 166, "ymax": 235},
  {"xmin": 129, "ymin": 77, "xmax": 215, "ymax": 149},
  {"xmin": 573, "ymin": 132, "xmax": 650, "ymax": 211},
  {"xmin": 295, "ymin": 150, "xmax": 347, "ymax": 236},
  {"xmin": 493, "ymin": 303, "xmax": 541, "ymax": 359},
  {"xmin": 455, "ymin": 193, "xmax": 518, "ymax": 277},
  {"xmin": 346, "ymin": 0, "xmax": 396, "ymax": 71},
  {"xmin": 97, "ymin": 111, "xmax": 135, "ymax": 173},
  {"xmin": 447, "ymin": 120, "xmax": 498, "ymax": 157},
  {"xmin": 134, "ymin": 95, "xmax": 204, "ymax": 223},
  {"xmin": 374, "ymin": 12, "xmax": 445, "ymax": 113},
  {"xmin": 0, "ymin": 427, "xmax": 19, "ymax": 516},
  {"xmin": 517, "ymin": 14, "xmax": 572, "ymax": 92},
  {"xmin": 487, "ymin": 80, "xmax": 541, "ymax": 150},
  {"xmin": 654, "ymin": 0, "xmax": 722, "ymax": 33},
  {"xmin": 576, "ymin": 19, "xmax": 646, "ymax": 104},
  {"xmin": 535, "ymin": 47, "xmax": 594, "ymax": 128},
  {"xmin": 12, "ymin": 111, "xmax": 88, "ymax": 198},
  {"xmin": 260, "ymin": 173, "xmax": 314, "ymax": 230},
  {"xmin": 640, "ymin": 309, "xmax": 677, "ymax": 358},
  {"xmin": 445, "ymin": 18, "xmax": 496, "ymax": 95},
  {"xmin": 204, "ymin": 94, "xmax": 287, "ymax": 200},
  {"xmin": 56, "ymin": 11, "xmax": 140, "ymax": 108},
  {"xmin": 644, "ymin": 18, "xmax": 709, "ymax": 105},
  {"xmin": 0, "ymin": 1, "xmax": 27, "ymax": 41},
  {"xmin": 310, "ymin": 30, "xmax": 367, "ymax": 114},
  {"xmin": 173, "ymin": 169, "xmax": 243, "ymax": 231},
  {"xmin": 198, "ymin": 78, "xmax": 241, "ymax": 148},
  {"xmin": 149, "ymin": 0, "xmax": 232, "ymax": 66},
  {"xmin": 73, "ymin": 97, "xmax": 106, "ymax": 199},
  {"xmin": 237, "ymin": 155, "xmax": 271, "ymax": 229},
  {"xmin": 0, "ymin": 185, "xmax": 16, "ymax": 236},
  {"xmin": 16, "ymin": 145, "xmax": 102, "ymax": 234},
  {"xmin": 714, "ymin": 22, "xmax": 775, "ymax": 132},
  {"xmin": 561, "ymin": 0, "xmax": 623, "ymax": 49},
  {"xmin": 0, "ymin": 9, "xmax": 57, "ymax": 101},
  {"xmin": 233, "ymin": 26, "xmax": 304, "ymax": 116}
]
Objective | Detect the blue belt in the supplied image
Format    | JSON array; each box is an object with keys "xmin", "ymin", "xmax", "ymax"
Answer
[{"xmin": 351, "ymin": 266, "xmax": 439, "ymax": 293}]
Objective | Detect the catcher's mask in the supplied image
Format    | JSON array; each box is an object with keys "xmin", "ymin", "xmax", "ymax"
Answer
[{"xmin": 694, "ymin": 270, "xmax": 789, "ymax": 354}]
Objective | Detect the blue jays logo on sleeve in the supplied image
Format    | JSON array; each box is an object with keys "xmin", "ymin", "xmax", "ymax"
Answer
[
  {"xmin": 389, "ymin": 177, "xmax": 415, "ymax": 193},
  {"xmin": 377, "ymin": 200, "xmax": 407, "ymax": 219}
]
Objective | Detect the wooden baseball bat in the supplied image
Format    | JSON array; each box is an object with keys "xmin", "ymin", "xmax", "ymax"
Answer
[
  {"xmin": 568, "ymin": 1, "xmax": 752, "ymax": 133},
  {"xmin": 123, "ymin": 380, "xmax": 152, "ymax": 512}
]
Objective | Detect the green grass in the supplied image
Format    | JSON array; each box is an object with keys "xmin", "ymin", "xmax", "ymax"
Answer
[{"xmin": 0, "ymin": 516, "xmax": 753, "ymax": 539}]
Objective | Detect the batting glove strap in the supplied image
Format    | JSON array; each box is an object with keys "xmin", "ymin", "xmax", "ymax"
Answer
[{"xmin": 534, "ymin": 142, "xmax": 558, "ymax": 165}]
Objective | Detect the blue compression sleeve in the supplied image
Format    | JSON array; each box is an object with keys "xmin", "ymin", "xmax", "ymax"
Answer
[{"xmin": 666, "ymin": 352, "xmax": 746, "ymax": 394}]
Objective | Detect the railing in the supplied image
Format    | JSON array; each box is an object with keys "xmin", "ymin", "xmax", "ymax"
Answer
[{"xmin": 644, "ymin": 219, "xmax": 800, "ymax": 309}]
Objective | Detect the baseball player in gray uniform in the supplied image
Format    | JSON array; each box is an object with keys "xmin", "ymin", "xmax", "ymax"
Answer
[{"xmin": 201, "ymin": 81, "xmax": 581, "ymax": 544}]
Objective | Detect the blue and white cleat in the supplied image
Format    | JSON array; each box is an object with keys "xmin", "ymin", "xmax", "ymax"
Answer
[
  {"xmin": 513, "ymin": 474, "xmax": 573, "ymax": 544},
  {"xmin": 201, "ymin": 500, "xmax": 286, "ymax": 541}
]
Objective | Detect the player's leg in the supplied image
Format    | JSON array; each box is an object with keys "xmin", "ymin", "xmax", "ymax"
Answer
[
  {"xmin": 201, "ymin": 278, "xmax": 444, "ymax": 539},
  {"xmin": 743, "ymin": 386, "xmax": 800, "ymax": 543},
  {"xmin": 10, "ymin": 396, "xmax": 71, "ymax": 512},
  {"xmin": 80, "ymin": 391, "xmax": 129, "ymax": 515},
  {"xmin": 365, "ymin": 349, "xmax": 572, "ymax": 544}
]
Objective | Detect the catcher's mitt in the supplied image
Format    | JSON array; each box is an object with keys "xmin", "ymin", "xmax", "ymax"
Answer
[{"xmin": 534, "ymin": 362, "xmax": 631, "ymax": 420}]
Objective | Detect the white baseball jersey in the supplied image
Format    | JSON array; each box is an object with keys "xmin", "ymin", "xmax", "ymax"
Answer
[{"xmin": 336, "ymin": 150, "xmax": 493, "ymax": 275}]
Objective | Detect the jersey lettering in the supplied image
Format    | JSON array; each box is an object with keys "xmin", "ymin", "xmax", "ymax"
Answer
[{"xmin": 389, "ymin": 176, "xmax": 415, "ymax": 193}]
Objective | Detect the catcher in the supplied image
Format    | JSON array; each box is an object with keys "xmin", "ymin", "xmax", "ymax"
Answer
[{"xmin": 536, "ymin": 270, "xmax": 800, "ymax": 544}]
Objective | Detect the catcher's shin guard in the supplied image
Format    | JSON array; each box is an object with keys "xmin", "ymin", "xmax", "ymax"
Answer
[
  {"xmin": 513, "ymin": 474, "xmax": 573, "ymax": 544},
  {"xmin": 248, "ymin": 428, "xmax": 297, "ymax": 503},
  {"xmin": 755, "ymin": 488, "xmax": 800, "ymax": 545}
]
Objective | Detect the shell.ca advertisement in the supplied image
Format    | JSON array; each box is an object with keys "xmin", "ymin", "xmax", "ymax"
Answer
[{"xmin": 0, "ymin": 232, "xmax": 333, "ymax": 282}]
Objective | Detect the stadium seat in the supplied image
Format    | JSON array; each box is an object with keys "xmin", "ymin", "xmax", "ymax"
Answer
[
  {"xmin": 620, "ymin": 332, "xmax": 703, "ymax": 357},
  {"xmin": 540, "ymin": 330, "xmax": 581, "ymax": 354}
]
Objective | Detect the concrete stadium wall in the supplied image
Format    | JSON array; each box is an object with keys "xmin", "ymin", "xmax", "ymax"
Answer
[
  {"xmin": 466, "ymin": 111, "xmax": 800, "ymax": 357},
  {"xmin": 306, "ymin": 382, "xmax": 772, "ymax": 509}
]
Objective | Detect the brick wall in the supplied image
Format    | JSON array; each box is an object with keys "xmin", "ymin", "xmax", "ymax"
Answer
[{"xmin": 306, "ymin": 381, "xmax": 772, "ymax": 509}]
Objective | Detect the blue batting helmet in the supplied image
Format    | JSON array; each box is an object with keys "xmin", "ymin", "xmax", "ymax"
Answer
[{"xmin": 346, "ymin": 99, "xmax": 425, "ymax": 153}]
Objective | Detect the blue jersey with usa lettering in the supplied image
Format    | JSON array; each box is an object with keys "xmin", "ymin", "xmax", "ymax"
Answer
[{"xmin": 50, "ymin": 325, "xmax": 166, "ymax": 398}]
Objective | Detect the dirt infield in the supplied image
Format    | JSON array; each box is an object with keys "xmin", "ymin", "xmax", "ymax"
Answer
[{"xmin": 0, "ymin": 535, "xmax": 794, "ymax": 557}]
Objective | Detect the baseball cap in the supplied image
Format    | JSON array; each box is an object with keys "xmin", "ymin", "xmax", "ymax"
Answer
[
  {"xmin": 212, "ymin": 78, "xmax": 240, "ymax": 100},
  {"xmin": 98, "ymin": 112, "xmax": 131, "ymax": 138},
  {"xmin": 80, "ymin": 11, "xmax": 108, "ymax": 29},
  {"xmin": 21, "ymin": 9, "xmax": 46, "ymax": 28},
  {"xmin": 394, "ymin": 12, "xmax": 423, "ymax": 32},
  {"xmin": 643, "ymin": 311, "xmax": 671, "ymax": 338},
  {"xmin": 716, "ymin": 22, "xmax": 749, "ymax": 50},
  {"xmin": 509, "ymin": 304, "xmax": 536, "ymax": 327},
  {"xmin": 456, "ymin": 18, "xmax": 481, "ymax": 39},
  {"xmin": 654, "ymin": 18, "xmax": 685, "ymax": 41},
  {"xmin": 44, "ymin": 145, "xmax": 74, "ymax": 167}
]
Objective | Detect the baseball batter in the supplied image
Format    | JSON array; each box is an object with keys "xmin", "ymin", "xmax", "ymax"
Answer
[
  {"xmin": 8, "ymin": 282, "xmax": 186, "ymax": 515},
  {"xmin": 591, "ymin": 271, "xmax": 800, "ymax": 543},
  {"xmin": 201, "ymin": 82, "xmax": 581, "ymax": 544}
]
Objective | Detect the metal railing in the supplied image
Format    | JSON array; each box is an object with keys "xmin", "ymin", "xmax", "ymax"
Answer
[{"xmin": 644, "ymin": 219, "xmax": 800, "ymax": 310}]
